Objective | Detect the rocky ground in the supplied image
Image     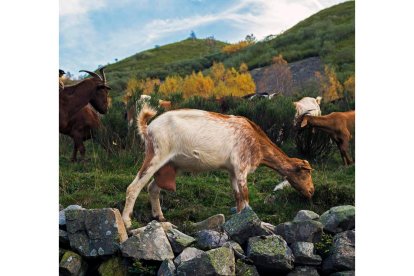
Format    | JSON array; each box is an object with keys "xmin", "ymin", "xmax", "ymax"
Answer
[{"xmin": 59, "ymin": 204, "xmax": 355, "ymax": 276}]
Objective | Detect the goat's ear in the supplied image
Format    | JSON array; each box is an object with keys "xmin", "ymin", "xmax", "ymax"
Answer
[
  {"xmin": 98, "ymin": 84, "xmax": 112, "ymax": 90},
  {"xmin": 300, "ymin": 160, "xmax": 313, "ymax": 171},
  {"xmin": 300, "ymin": 117, "xmax": 308, "ymax": 128}
]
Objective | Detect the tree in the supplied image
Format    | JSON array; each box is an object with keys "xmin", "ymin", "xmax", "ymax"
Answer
[
  {"xmin": 315, "ymin": 65, "xmax": 343, "ymax": 103},
  {"xmin": 245, "ymin": 33, "xmax": 256, "ymax": 43},
  {"xmin": 189, "ymin": 30, "xmax": 197, "ymax": 40},
  {"xmin": 256, "ymin": 54, "xmax": 293, "ymax": 95}
]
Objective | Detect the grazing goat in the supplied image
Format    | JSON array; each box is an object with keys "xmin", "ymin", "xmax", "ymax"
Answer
[
  {"xmin": 59, "ymin": 67, "xmax": 110, "ymax": 132},
  {"xmin": 293, "ymin": 96, "xmax": 322, "ymax": 126},
  {"xmin": 122, "ymin": 104, "xmax": 314, "ymax": 228},
  {"xmin": 300, "ymin": 110, "xmax": 355, "ymax": 165},
  {"xmin": 60, "ymin": 105, "xmax": 100, "ymax": 162}
]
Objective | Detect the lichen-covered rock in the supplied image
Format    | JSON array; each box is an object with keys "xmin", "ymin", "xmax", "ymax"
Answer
[
  {"xmin": 275, "ymin": 220, "xmax": 323, "ymax": 244},
  {"xmin": 60, "ymin": 205, "xmax": 84, "ymax": 227},
  {"xmin": 206, "ymin": 246, "xmax": 235, "ymax": 275},
  {"xmin": 158, "ymin": 259, "xmax": 176, "ymax": 276},
  {"xmin": 188, "ymin": 214, "xmax": 226, "ymax": 233},
  {"xmin": 287, "ymin": 266, "xmax": 320, "ymax": 276},
  {"xmin": 66, "ymin": 208, "xmax": 128, "ymax": 257},
  {"xmin": 60, "ymin": 248, "xmax": 67, "ymax": 261},
  {"xmin": 166, "ymin": 228, "xmax": 196, "ymax": 254},
  {"xmin": 322, "ymin": 230, "xmax": 355, "ymax": 274},
  {"xmin": 223, "ymin": 241, "xmax": 245, "ymax": 258},
  {"xmin": 246, "ymin": 235, "xmax": 294, "ymax": 273},
  {"xmin": 98, "ymin": 257, "xmax": 128, "ymax": 276},
  {"xmin": 291, "ymin": 242, "xmax": 322, "ymax": 266},
  {"xmin": 175, "ymin": 248, "xmax": 215, "ymax": 275},
  {"xmin": 319, "ymin": 205, "xmax": 355, "ymax": 234},
  {"xmin": 223, "ymin": 207, "xmax": 263, "ymax": 245},
  {"xmin": 330, "ymin": 271, "xmax": 355, "ymax": 276},
  {"xmin": 195, "ymin": 230, "xmax": 229, "ymax": 250},
  {"xmin": 235, "ymin": 259, "xmax": 259, "ymax": 276},
  {"xmin": 121, "ymin": 220, "xmax": 174, "ymax": 261},
  {"xmin": 59, "ymin": 251, "xmax": 87, "ymax": 276},
  {"xmin": 293, "ymin": 210, "xmax": 320, "ymax": 222}
]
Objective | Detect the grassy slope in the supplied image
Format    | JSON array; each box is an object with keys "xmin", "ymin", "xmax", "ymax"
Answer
[{"xmin": 221, "ymin": 1, "xmax": 355, "ymax": 81}]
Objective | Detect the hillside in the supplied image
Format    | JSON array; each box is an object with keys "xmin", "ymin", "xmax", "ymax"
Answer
[
  {"xmin": 104, "ymin": 38, "xmax": 228, "ymax": 94},
  {"xmin": 221, "ymin": 1, "xmax": 354, "ymax": 82}
]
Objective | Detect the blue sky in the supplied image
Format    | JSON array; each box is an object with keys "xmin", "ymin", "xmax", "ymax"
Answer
[{"xmin": 60, "ymin": 0, "xmax": 346, "ymax": 77}]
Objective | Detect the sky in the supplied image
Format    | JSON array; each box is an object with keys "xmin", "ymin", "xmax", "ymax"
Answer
[{"xmin": 60, "ymin": 0, "xmax": 347, "ymax": 77}]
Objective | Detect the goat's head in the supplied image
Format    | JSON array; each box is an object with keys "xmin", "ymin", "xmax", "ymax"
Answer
[
  {"xmin": 79, "ymin": 66, "xmax": 111, "ymax": 114},
  {"xmin": 285, "ymin": 159, "xmax": 314, "ymax": 199}
]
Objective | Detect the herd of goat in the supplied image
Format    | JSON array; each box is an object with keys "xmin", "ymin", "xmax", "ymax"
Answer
[{"xmin": 59, "ymin": 68, "xmax": 355, "ymax": 226}]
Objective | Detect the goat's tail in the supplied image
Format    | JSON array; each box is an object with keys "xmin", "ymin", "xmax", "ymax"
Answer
[
  {"xmin": 316, "ymin": 96, "xmax": 322, "ymax": 105},
  {"xmin": 137, "ymin": 103, "xmax": 157, "ymax": 140}
]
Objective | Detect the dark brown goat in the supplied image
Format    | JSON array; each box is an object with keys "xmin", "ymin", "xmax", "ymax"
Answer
[
  {"xmin": 59, "ymin": 67, "xmax": 110, "ymax": 132},
  {"xmin": 60, "ymin": 105, "xmax": 100, "ymax": 162},
  {"xmin": 301, "ymin": 110, "xmax": 355, "ymax": 165}
]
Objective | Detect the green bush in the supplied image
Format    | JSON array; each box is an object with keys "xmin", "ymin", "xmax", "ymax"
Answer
[
  {"xmin": 294, "ymin": 127, "xmax": 335, "ymax": 161},
  {"xmin": 178, "ymin": 96, "xmax": 221, "ymax": 112}
]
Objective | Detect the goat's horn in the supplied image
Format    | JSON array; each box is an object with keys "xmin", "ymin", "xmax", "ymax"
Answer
[
  {"xmin": 98, "ymin": 66, "xmax": 107, "ymax": 84},
  {"xmin": 79, "ymin": 70, "xmax": 102, "ymax": 81}
]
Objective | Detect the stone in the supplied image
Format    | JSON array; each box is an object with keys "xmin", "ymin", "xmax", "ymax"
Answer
[
  {"xmin": 235, "ymin": 259, "xmax": 259, "ymax": 276},
  {"xmin": 59, "ymin": 248, "xmax": 67, "ymax": 261},
  {"xmin": 66, "ymin": 208, "xmax": 128, "ymax": 257},
  {"xmin": 175, "ymin": 248, "xmax": 215, "ymax": 275},
  {"xmin": 287, "ymin": 266, "xmax": 320, "ymax": 276},
  {"xmin": 246, "ymin": 235, "xmax": 294, "ymax": 273},
  {"xmin": 166, "ymin": 228, "xmax": 196, "ymax": 254},
  {"xmin": 330, "ymin": 271, "xmax": 355, "ymax": 276},
  {"xmin": 121, "ymin": 220, "xmax": 174, "ymax": 261},
  {"xmin": 158, "ymin": 259, "xmax": 176, "ymax": 276},
  {"xmin": 293, "ymin": 210, "xmax": 320, "ymax": 222},
  {"xmin": 98, "ymin": 257, "xmax": 128, "ymax": 276},
  {"xmin": 291, "ymin": 242, "xmax": 322, "ymax": 266},
  {"xmin": 223, "ymin": 207, "xmax": 263, "ymax": 245},
  {"xmin": 59, "ymin": 205, "xmax": 84, "ymax": 227},
  {"xmin": 275, "ymin": 220, "xmax": 323, "ymax": 244},
  {"xmin": 59, "ymin": 251, "xmax": 87, "ymax": 276},
  {"xmin": 319, "ymin": 205, "xmax": 355, "ymax": 234},
  {"xmin": 188, "ymin": 214, "xmax": 226, "ymax": 233},
  {"xmin": 223, "ymin": 241, "xmax": 245, "ymax": 258},
  {"xmin": 322, "ymin": 230, "xmax": 355, "ymax": 274},
  {"xmin": 195, "ymin": 230, "xmax": 229, "ymax": 250},
  {"xmin": 206, "ymin": 246, "xmax": 235, "ymax": 276}
]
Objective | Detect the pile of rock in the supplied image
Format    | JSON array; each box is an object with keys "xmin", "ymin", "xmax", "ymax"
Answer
[{"xmin": 59, "ymin": 205, "xmax": 355, "ymax": 275}]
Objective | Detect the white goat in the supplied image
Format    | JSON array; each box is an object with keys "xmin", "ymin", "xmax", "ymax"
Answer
[
  {"xmin": 122, "ymin": 104, "xmax": 314, "ymax": 228},
  {"xmin": 293, "ymin": 96, "xmax": 322, "ymax": 126}
]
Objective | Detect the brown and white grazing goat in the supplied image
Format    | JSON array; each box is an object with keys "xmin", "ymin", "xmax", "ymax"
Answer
[
  {"xmin": 293, "ymin": 96, "xmax": 322, "ymax": 126},
  {"xmin": 300, "ymin": 110, "xmax": 355, "ymax": 165},
  {"xmin": 59, "ymin": 67, "xmax": 110, "ymax": 132},
  {"xmin": 121, "ymin": 104, "xmax": 314, "ymax": 228},
  {"xmin": 60, "ymin": 104, "xmax": 100, "ymax": 162}
]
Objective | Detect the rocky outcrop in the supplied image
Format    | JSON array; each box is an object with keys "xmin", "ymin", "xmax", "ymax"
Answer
[
  {"xmin": 65, "ymin": 208, "xmax": 128, "ymax": 257},
  {"xmin": 121, "ymin": 220, "xmax": 174, "ymax": 261}
]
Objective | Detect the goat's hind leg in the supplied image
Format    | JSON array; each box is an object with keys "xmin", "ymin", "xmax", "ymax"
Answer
[{"xmin": 147, "ymin": 180, "xmax": 165, "ymax": 222}]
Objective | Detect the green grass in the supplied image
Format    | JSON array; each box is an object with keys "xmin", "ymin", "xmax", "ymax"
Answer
[{"xmin": 59, "ymin": 135, "xmax": 354, "ymax": 227}]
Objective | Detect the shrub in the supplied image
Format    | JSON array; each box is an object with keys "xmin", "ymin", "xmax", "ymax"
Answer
[
  {"xmin": 294, "ymin": 127, "xmax": 335, "ymax": 161},
  {"xmin": 178, "ymin": 96, "xmax": 221, "ymax": 112}
]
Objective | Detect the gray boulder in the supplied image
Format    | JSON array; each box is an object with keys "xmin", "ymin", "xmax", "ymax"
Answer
[
  {"xmin": 291, "ymin": 242, "xmax": 322, "ymax": 266},
  {"xmin": 235, "ymin": 259, "xmax": 259, "ymax": 276},
  {"xmin": 293, "ymin": 210, "xmax": 320, "ymax": 222},
  {"xmin": 121, "ymin": 220, "xmax": 174, "ymax": 261},
  {"xmin": 320, "ymin": 205, "xmax": 355, "ymax": 234},
  {"xmin": 322, "ymin": 230, "xmax": 355, "ymax": 274},
  {"xmin": 60, "ymin": 229, "xmax": 70, "ymax": 248},
  {"xmin": 246, "ymin": 235, "xmax": 294, "ymax": 273},
  {"xmin": 195, "ymin": 230, "xmax": 229, "ymax": 250},
  {"xmin": 66, "ymin": 208, "xmax": 128, "ymax": 257},
  {"xmin": 166, "ymin": 228, "xmax": 196, "ymax": 254},
  {"xmin": 223, "ymin": 207, "xmax": 263, "ymax": 245},
  {"xmin": 175, "ymin": 247, "xmax": 215, "ymax": 275},
  {"xmin": 206, "ymin": 246, "xmax": 236, "ymax": 275},
  {"xmin": 59, "ymin": 251, "xmax": 88, "ymax": 276},
  {"xmin": 275, "ymin": 220, "xmax": 323, "ymax": 244},
  {"xmin": 174, "ymin": 247, "xmax": 205, "ymax": 267},
  {"xmin": 98, "ymin": 257, "xmax": 128, "ymax": 276},
  {"xmin": 158, "ymin": 259, "xmax": 176, "ymax": 276},
  {"xmin": 59, "ymin": 205, "xmax": 84, "ymax": 227},
  {"xmin": 223, "ymin": 241, "xmax": 245, "ymax": 258},
  {"xmin": 287, "ymin": 266, "xmax": 320, "ymax": 276}
]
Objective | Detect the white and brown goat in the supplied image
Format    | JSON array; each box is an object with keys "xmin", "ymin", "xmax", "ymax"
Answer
[
  {"xmin": 293, "ymin": 96, "xmax": 322, "ymax": 126},
  {"xmin": 122, "ymin": 104, "xmax": 314, "ymax": 228}
]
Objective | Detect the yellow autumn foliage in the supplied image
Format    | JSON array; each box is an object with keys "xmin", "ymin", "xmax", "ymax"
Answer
[
  {"xmin": 316, "ymin": 65, "xmax": 343, "ymax": 103},
  {"xmin": 343, "ymin": 75, "xmax": 355, "ymax": 98},
  {"xmin": 159, "ymin": 75, "xmax": 183, "ymax": 96},
  {"xmin": 182, "ymin": 72, "xmax": 214, "ymax": 98},
  {"xmin": 221, "ymin": 40, "xmax": 253, "ymax": 54}
]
